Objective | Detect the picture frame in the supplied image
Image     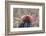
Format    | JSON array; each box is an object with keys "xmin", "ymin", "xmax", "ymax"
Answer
[{"xmin": 5, "ymin": 1, "xmax": 45, "ymax": 36}]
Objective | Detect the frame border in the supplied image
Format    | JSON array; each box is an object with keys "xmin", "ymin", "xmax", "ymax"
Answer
[{"xmin": 5, "ymin": 1, "xmax": 45, "ymax": 36}]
